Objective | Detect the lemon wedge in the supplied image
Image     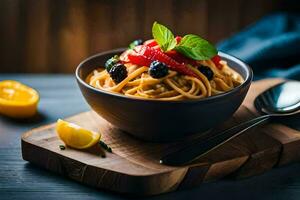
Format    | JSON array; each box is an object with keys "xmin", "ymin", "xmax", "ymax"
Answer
[
  {"xmin": 56, "ymin": 119, "xmax": 101, "ymax": 149},
  {"xmin": 0, "ymin": 80, "xmax": 39, "ymax": 118}
]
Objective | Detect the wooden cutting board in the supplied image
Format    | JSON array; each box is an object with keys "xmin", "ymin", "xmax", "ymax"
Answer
[{"xmin": 21, "ymin": 79, "xmax": 300, "ymax": 195}]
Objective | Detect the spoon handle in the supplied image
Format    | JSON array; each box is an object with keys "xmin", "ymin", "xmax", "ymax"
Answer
[{"xmin": 160, "ymin": 115, "xmax": 272, "ymax": 166}]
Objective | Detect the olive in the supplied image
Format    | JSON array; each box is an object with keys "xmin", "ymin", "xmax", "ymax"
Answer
[{"xmin": 198, "ymin": 65, "xmax": 214, "ymax": 81}]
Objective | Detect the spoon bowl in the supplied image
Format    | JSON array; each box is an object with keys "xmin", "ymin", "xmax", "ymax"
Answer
[{"xmin": 255, "ymin": 81, "xmax": 300, "ymax": 114}]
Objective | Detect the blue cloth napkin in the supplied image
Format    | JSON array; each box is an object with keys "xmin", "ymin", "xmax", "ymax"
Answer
[{"xmin": 217, "ymin": 13, "xmax": 300, "ymax": 80}]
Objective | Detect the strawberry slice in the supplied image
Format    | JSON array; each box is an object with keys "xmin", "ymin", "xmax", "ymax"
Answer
[
  {"xmin": 127, "ymin": 52, "xmax": 152, "ymax": 66},
  {"xmin": 211, "ymin": 55, "xmax": 222, "ymax": 69},
  {"xmin": 119, "ymin": 49, "xmax": 132, "ymax": 63},
  {"xmin": 144, "ymin": 39, "xmax": 162, "ymax": 51},
  {"xmin": 165, "ymin": 50, "xmax": 198, "ymax": 66},
  {"xmin": 144, "ymin": 39, "xmax": 158, "ymax": 47},
  {"xmin": 129, "ymin": 45, "xmax": 199, "ymax": 78}
]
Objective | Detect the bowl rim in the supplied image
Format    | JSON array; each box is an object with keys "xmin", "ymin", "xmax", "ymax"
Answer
[{"xmin": 75, "ymin": 48, "xmax": 253, "ymax": 104}]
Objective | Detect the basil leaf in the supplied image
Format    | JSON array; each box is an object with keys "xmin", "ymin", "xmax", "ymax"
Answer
[
  {"xmin": 152, "ymin": 21, "xmax": 177, "ymax": 52},
  {"xmin": 175, "ymin": 34, "xmax": 217, "ymax": 60}
]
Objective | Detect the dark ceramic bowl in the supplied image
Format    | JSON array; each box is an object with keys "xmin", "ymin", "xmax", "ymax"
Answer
[{"xmin": 76, "ymin": 48, "xmax": 253, "ymax": 142}]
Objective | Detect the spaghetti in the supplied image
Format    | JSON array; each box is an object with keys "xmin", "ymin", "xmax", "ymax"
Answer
[
  {"xmin": 87, "ymin": 22, "xmax": 244, "ymax": 100},
  {"xmin": 87, "ymin": 58, "xmax": 244, "ymax": 100}
]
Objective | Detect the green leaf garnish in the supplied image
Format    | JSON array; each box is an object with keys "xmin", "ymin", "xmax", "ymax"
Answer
[
  {"xmin": 175, "ymin": 34, "xmax": 217, "ymax": 60},
  {"xmin": 152, "ymin": 21, "xmax": 177, "ymax": 52},
  {"xmin": 151, "ymin": 22, "xmax": 217, "ymax": 60},
  {"xmin": 129, "ymin": 39, "xmax": 142, "ymax": 49},
  {"xmin": 105, "ymin": 55, "xmax": 119, "ymax": 72}
]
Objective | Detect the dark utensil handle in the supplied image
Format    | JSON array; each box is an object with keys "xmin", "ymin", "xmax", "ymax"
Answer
[{"xmin": 160, "ymin": 115, "xmax": 272, "ymax": 166}]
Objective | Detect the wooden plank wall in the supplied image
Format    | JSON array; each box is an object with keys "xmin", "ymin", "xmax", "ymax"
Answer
[{"xmin": 0, "ymin": 0, "xmax": 281, "ymax": 73}]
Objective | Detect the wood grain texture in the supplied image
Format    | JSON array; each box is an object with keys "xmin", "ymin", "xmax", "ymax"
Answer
[
  {"xmin": 0, "ymin": 0, "xmax": 282, "ymax": 73},
  {"xmin": 21, "ymin": 79, "xmax": 300, "ymax": 195}
]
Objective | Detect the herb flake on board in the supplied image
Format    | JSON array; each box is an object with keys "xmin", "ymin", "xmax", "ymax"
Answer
[
  {"xmin": 99, "ymin": 140, "xmax": 112, "ymax": 153},
  {"xmin": 59, "ymin": 145, "xmax": 66, "ymax": 150}
]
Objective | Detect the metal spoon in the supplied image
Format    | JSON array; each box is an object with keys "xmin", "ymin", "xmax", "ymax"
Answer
[{"xmin": 160, "ymin": 81, "xmax": 300, "ymax": 166}]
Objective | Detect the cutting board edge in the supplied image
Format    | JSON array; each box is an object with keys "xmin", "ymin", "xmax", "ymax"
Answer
[
  {"xmin": 21, "ymin": 136, "xmax": 193, "ymax": 195},
  {"xmin": 21, "ymin": 128, "xmax": 188, "ymax": 175}
]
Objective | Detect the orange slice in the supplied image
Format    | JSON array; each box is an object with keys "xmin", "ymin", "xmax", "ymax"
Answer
[
  {"xmin": 0, "ymin": 80, "xmax": 39, "ymax": 118},
  {"xmin": 56, "ymin": 119, "xmax": 101, "ymax": 149}
]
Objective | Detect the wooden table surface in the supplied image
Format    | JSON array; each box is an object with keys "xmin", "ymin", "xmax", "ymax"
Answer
[{"xmin": 1, "ymin": 74, "xmax": 300, "ymax": 200}]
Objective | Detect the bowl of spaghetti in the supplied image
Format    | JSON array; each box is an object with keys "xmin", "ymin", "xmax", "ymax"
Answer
[{"xmin": 76, "ymin": 22, "xmax": 253, "ymax": 142}]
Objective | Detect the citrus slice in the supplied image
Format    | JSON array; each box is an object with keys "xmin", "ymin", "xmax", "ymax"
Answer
[
  {"xmin": 56, "ymin": 119, "xmax": 101, "ymax": 149},
  {"xmin": 0, "ymin": 80, "xmax": 39, "ymax": 118}
]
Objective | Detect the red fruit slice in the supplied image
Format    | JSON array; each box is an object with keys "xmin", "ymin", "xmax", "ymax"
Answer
[
  {"xmin": 144, "ymin": 39, "xmax": 162, "ymax": 51},
  {"xmin": 165, "ymin": 50, "xmax": 198, "ymax": 66},
  {"xmin": 211, "ymin": 55, "xmax": 222, "ymax": 69},
  {"xmin": 127, "ymin": 52, "xmax": 152, "ymax": 66},
  {"xmin": 129, "ymin": 45, "xmax": 199, "ymax": 78},
  {"xmin": 144, "ymin": 39, "xmax": 158, "ymax": 47},
  {"xmin": 152, "ymin": 45, "xmax": 161, "ymax": 51}
]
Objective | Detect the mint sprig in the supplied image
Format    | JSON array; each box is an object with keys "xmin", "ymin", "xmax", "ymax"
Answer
[
  {"xmin": 152, "ymin": 22, "xmax": 177, "ymax": 52},
  {"xmin": 175, "ymin": 34, "xmax": 217, "ymax": 60},
  {"xmin": 151, "ymin": 22, "xmax": 217, "ymax": 60}
]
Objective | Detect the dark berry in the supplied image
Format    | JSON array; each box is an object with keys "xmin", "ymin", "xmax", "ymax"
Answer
[
  {"xmin": 109, "ymin": 63, "xmax": 127, "ymax": 83},
  {"xmin": 149, "ymin": 61, "xmax": 169, "ymax": 79},
  {"xmin": 129, "ymin": 39, "xmax": 143, "ymax": 49},
  {"xmin": 198, "ymin": 65, "xmax": 214, "ymax": 81},
  {"xmin": 105, "ymin": 55, "xmax": 119, "ymax": 72}
]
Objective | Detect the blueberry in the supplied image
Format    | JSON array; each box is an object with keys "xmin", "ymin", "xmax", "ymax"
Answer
[
  {"xmin": 149, "ymin": 61, "xmax": 169, "ymax": 79},
  {"xmin": 105, "ymin": 55, "xmax": 119, "ymax": 72},
  {"xmin": 198, "ymin": 65, "xmax": 214, "ymax": 81},
  {"xmin": 109, "ymin": 63, "xmax": 127, "ymax": 83},
  {"xmin": 129, "ymin": 39, "xmax": 143, "ymax": 49}
]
